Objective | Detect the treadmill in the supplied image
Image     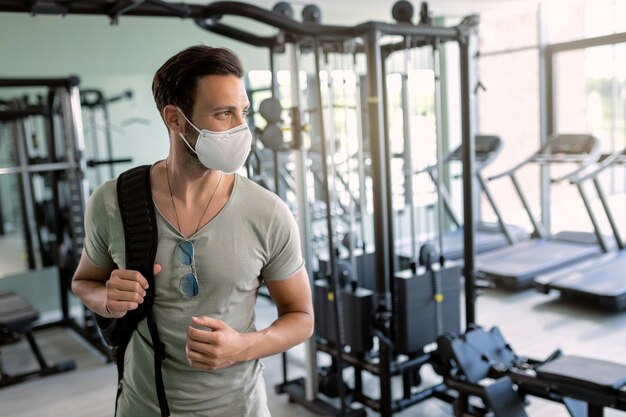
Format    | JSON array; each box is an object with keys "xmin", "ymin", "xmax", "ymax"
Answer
[
  {"xmin": 535, "ymin": 148, "xmax": 626, "ymax": 310},
  {"xmin": 397, "ymin": 135, "xmax": 527, "ymax": 261},
  {"xmin": 476, "ymin": 134, "xmax": 610, "ymax": 289}
]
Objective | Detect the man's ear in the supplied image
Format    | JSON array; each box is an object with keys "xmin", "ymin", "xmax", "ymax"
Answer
[{"xmin": 162, "ymin": 104, "xmax": 184, "ymax": 133}]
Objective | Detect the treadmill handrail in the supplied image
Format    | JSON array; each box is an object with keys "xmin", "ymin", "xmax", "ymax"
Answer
[
  {"xmin": 487, "ymin": 134, "xmax": 600, "ymax": 182},
  {"xmin": 569, "ymin": 148, "xmax": 626, "ymax": 184},
  {"xmin": 549, "ymin": 148, "xmax": 601, "ymax": 183},
  {"xmin": 415, "ymin": 135, "xmax": 503, "ymax": 176}
]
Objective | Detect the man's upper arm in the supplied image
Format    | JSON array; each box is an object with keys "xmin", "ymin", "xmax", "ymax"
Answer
[
  {"xmin": 264, "ymin": 267, "xmax": 313, "ymax": 316},
  {"xmin": 260, "ymin": 197, "xmax": 304, "ymax": 282},
  {"xmin": 73, "ymin": 249, "xmax": 115, "ymax": 283},
  {"xmin": 83, "ymin": 182, "xmax": 117, "ymax": 270}
]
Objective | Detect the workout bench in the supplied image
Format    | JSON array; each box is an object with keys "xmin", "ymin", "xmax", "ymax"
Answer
[
  {"xmin": 0, "ymin": 290, "xmax": 75, "ymax": 388},
  {"xmin": 437, "ymin": 326, "xmax": 626, "ymax": 417}
]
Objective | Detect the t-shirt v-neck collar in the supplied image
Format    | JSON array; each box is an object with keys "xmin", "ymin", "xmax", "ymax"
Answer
[{"xmin": 151, "ymin": 166, "xmax": 238, "ymax": 240}]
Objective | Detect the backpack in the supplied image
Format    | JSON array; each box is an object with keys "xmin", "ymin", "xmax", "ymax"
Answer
[{"xmin": 94, "ymin": 164, "xmax": 170, "ymax": 417}]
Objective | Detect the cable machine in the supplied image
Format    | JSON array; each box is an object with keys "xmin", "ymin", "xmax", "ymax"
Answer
[
  {"xmin": 0, "ymin": 2, "xmax": 481, "ymax": 415},
  {"xmin": 80, "ymin": 88, "xmax": 134, "ymax": 185},
  {"xmin": 0, "ymin": 77, "xmax": 128, "ymax": 360}
]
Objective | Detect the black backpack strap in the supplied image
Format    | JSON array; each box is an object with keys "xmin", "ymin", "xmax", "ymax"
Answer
[
  {"xmin": 117, "ymin": 164, "xmax": 170, "ymax": 417},
  {"xmin": 148, "ymin": 311, "xmax": 168, "ymax": 416},
  {"xmin": 118, "ymin": 165, "xmax": 158, "ymax": 295}
]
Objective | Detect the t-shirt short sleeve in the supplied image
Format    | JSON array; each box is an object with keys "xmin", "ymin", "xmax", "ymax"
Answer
[
  {"xmin": 83, "ymin": 183, "xmax": 117, "ymax": 269},
  {"xmin": 260, "ymin": 197, "xmax": 304, "ymax": 281}
]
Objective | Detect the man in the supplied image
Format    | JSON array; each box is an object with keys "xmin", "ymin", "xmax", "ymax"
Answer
[{"xmin": 72, "ymin": 45, "xmax": 314, "ymax": 416}]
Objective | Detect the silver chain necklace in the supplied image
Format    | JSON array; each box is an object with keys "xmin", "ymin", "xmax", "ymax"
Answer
[{"xmin": 164, "ymin": 158, "xmax": 223, "ymax": 237}]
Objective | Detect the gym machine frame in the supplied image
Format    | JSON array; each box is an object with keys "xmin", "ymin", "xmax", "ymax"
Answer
[
  {"xmin": 0, "ymin": 2, "xmax": 481, "ymax": 416},
  {"xmin": 0, "ymin": 77, "xmax": 111, "ymax": 359},
  {"xmin": 80, "ymin": 88, "xmax": 134, "ymax": 184}
]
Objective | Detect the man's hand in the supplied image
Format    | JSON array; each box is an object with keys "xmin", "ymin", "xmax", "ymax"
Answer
[
  {"xmin": 104, "ymin": 264, "xmax": 161, "ymax": 318},
  {"xmin": 185, "ymin": 316, "xmax": 250, "ymax": 371}
]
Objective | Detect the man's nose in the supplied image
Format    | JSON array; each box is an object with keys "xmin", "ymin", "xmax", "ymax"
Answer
[{"xmin": 232, "ymin": 112, "xmax": 245, "ymax": 127}]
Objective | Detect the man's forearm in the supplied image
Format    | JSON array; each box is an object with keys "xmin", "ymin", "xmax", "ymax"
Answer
[
  {"xmin": 241, "ymin": 311, "xmax": 314, "ymax": 362},
  {"xmin": 72, "ymin": 280, "xmax": 111, "ymax": 317}
]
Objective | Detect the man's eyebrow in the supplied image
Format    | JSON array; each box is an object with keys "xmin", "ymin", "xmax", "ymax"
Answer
[{"xmin": 210, "ymin": 104, "xmax": 250, "ymax": 112}]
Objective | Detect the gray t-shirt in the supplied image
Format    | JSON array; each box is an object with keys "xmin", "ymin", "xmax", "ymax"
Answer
[{"xmin": 84, "ymin": 173, "xmax": 304, "ymax": 416}]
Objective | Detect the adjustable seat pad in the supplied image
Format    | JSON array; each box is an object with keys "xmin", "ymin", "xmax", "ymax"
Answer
[
  {"xmin": 537, "ymin": 355, "xmax": 626, "ymax": 390},
  {"xmin": 0, "ymin": 291, "xmax": 38, "ymax": 335}
]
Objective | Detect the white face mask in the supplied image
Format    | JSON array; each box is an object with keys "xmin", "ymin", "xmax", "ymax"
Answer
[{"xmin": 176, "ymin": 107, "xmax": 252, "ymax": 173}]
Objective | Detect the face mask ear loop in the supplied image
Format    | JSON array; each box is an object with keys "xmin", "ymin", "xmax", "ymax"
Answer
[
  {"xmin": 178, "ymin": 132, "xmax": 199, "ymax": 155},
  {"xmin": 176, "ymin": 106, "xmax": 202, "ymax": 134}
]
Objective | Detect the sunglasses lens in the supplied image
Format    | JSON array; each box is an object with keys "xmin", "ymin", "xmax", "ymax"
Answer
[
  {"xmin": 179, "ymin": 272, "xmax": 199, "ymax": 298},
  {"xmin": 176, "ymin": 240, "xmax": 194, "ymax": 266}
]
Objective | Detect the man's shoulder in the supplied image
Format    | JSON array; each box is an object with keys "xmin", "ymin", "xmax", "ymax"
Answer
[
  {"xmin": 90, "ymin": 177, "xmax": 119, "ymax": 202},
  {"xmin": 236, "ymin": 174, "xmax": 281, "ymax": 204}
]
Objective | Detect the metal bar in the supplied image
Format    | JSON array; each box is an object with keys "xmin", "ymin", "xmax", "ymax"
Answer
[
  {"xmin": 194, "ymin": 20, "xmax": 276, "ymax": 48},
  {"xmin": 476, "ymin": 172, "xmax": 515, "ymax": 244},
  {"xmin": 0, "ymin": 180, "xmax": 4, "ymax": 235},
  {"xmin": 0, "ymin": 107, "xmax": 49, "ymax": 120},
  {"xmin": 0, "ymin": 0, "xmax": 204, "ymax": 17},
  {"xmin": 88, "ymin": 108, "xmax": 102, "ymax": 185},
  {"xmin": 364, "ymin": 29, "xmax": 393, "ymax": 417},
  {"xmin": 13, "ymin": 115, "xmax": 43, "ymax": 270},
  {"xmin": 0, "ymin": 1, "xmax": 466, "ymax": 40},
  {"xmin": 593, "ymin": 177, "xmax": 624, "ymax": 250},
  {"xmin": 312, "ymin": 37, "xmax": 348, "ymax": 414},
  {"xmin": 576, "ymin": 183, "xmax": 608, "ymax": 253},
  {"xmin": 0, "ymin": 76, "xmax": 80, "ymax": 88},
  {"xmin": 427, "ymin": 168, "xmax": 462, "ymax": 229},
  {"xmin": 571, "ymin": 149, "xmax": 626, "ymax": 183},
  {"xmin": 315, "ymin": 342, "xmax": 430, "ymax": 376},
  {"xmin": 337, "ymin": 50, "xmax": 359, "ymax": 278},
  {"xmin": 433, "ymin": 40, "xmax": 447, "ymax": 266},
  {"xmin": 511, "ymin": 172, "xmax": 546, "ymax": 238},
  {"xmin": 400, "ymin": 51, "xmax": 417, "ymax": 262},
  {"xmin": 268, "ymin": 48, "xmax": 283, "ymax": 200},
  {"xmin": 45, "ymin": 94, "xmax": 63, "ymax": 269},
  {"xmin": 365, "ymin": 30, "xmax": 391, "ymax": 306},
  {"xmin": 460, "ymin": 30, "xmax": 477, "ymax": 327},
  {"xmin": 356, "ymin": 75, "xmax": 369, "ymax": 247},
  {"xmin": 540, "ymin": 4, "xmax": 552, "ymax": 234},
  {"xmin": 550, "ymin": 151, "xmax": 602, "ymax": 183},
  {"xmin": 272, "ymin": 151, "xmax": 281, "ymax": 199},
  {"xmin": 392, "ymin": 384, "xmax": 444, "ymax": 412},
  {"xmin": 101, "ymin": 104, "xmax": 115, "ymax": 179},
  {"xmin": 109, "ymin": 0, "xmax": 147, "ymax": 19},
  {"xmin": 0, "ymin": 162, "xmax": 74, "ymax": 175},
  {"xmin": 380, "ymin": 44, "xmax": 396, "ymax": 285},
  {"xmin": 25, "ymin": 331, "xmax": 48, "ymax": 369},
  {"xmin": 354, "ymin": 21, "xmax": 465, "ymax": 40},
  {"xmin": 86, "ymin": 158, "xmax": 132, "ymax": 167},
  {"xmin": 286, "ymin": 41, "xmax": 319, "ymax": 402}
]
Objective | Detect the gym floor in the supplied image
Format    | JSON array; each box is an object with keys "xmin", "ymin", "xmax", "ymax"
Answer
[{"xmin": 1, "ymin": 283, "xmax": 625, "ymax": 417}]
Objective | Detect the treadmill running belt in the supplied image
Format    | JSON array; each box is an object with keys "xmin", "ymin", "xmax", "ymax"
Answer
[
  {"xmin": 397, "ymin": 224, "xmax": 527, "ymax": 261},
  {"xmin": 535, "ymin": 253, "xmax": 626, "ymax": 310},
  {"xmin": 477, "ymin": 239, "xmax": 602, "ymax": 288}
]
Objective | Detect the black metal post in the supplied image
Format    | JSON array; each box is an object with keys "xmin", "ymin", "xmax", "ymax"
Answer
[
  {"xmin": 364, "ymin": 29, "xmax": 393, "ymax": 417},
  {"xmin": 312, "ymin": 38, "xmax": 349, "ymax": 414},
  {"xmin": 460, "ymin": 34, "xmax": 477, "ymax": 328}
]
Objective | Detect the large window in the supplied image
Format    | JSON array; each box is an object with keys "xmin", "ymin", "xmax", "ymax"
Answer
[
  {"xmin": 477, "ymin": 0, "xmax": 626, "ymax": 234},
  {"xmin": 477, "ymin": 6, "xmax": 540, "ymax": 230}
]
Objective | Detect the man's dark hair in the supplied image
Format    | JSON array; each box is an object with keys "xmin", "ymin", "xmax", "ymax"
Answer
[{"xmin": 152, "ymin": 45, "xmax": 244, "ymax": 118}]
